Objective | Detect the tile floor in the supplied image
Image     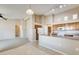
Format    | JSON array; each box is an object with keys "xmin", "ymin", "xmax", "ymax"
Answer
[{"xmin": 0, "ymin": 40, "xmax": 62, "ymax": 55}]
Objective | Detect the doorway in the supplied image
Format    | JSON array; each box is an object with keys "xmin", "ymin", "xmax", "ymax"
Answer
[
  {"xmin": 15, "ymin": 24, "xmax": 20, "ymax": 37},
  {"xmin": 35, "ymin": 24, "xmax": 42, "ymax": 40},
  {"xmin": 48, "ymin": 26, "xmax": 51, "ymax": 36}
]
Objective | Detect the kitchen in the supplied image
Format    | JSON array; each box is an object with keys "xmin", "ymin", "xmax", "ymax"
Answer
[{"xmin": 33, "ymin": 5, "xmax": 79, "ymax": 54}]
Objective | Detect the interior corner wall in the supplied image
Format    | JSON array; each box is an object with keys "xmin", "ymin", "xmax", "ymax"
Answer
[
  {"xmin": 0, "ymin": 19, "xmax": 15, "ymax": 40},
  {"xmin": 0, "ymin": 19, "xmax": 24, "ymax": 40},
  {"xmin": 25, "ymin": 16, "xmax": 35, "ymax": 42}
]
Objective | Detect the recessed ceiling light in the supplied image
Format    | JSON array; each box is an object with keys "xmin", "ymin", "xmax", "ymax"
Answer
[
  {"xmin": 64, "ymin": 16, "xmax": 68, "ymax": 21},
  {"xmin": 51, "ymin": 9, "xmax": 55, "ymax": 11},
  {"xmin": 59, "ymin": 5, "xmax": 63, "ymax": 8},
  {"xmin": 64, "ymin": 5, "xmax": 66, "ymax": 7}
]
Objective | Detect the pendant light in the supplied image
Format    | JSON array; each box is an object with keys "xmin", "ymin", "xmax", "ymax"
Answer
[{"xmin": 26, "ymin": 4, "xmax": 34, "ymax": 15}]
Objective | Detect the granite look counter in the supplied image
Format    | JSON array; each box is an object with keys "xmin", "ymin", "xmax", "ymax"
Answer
[{"xmin": 39, "ymin": 35, "xmax": 79, "ymax": 55}]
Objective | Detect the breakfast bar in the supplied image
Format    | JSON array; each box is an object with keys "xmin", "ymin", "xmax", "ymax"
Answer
[{"xmin": 39, "ymin": 35, "xmax": 79, "ymax": 55}]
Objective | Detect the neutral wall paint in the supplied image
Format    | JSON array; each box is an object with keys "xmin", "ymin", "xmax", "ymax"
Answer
[
  {"xmin": 25, "ymin": 16, "xmax": 35, "ymax": 42},
  {"xmin": 0, "ymin": 19, "xmax": 24, "ymax": 40},
  {"xmin": 54, "ymin": 7, "xmax": 79, "ymax": 24},
  {"xmin": 0, "ymin": 19, "xmax": 15, "ymax": 40}
]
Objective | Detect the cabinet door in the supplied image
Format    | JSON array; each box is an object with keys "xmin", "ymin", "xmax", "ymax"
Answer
[
  {"xmin": 45, "ymin": 15, "xmax": 53, "ymax": 25},
  {"xmin": 35, "ymin": 15, "xmax": 41, "ymax": 24}
]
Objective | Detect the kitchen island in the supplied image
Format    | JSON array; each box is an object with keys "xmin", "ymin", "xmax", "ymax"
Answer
[{"xmin": 39, "ymin": 35, "xmax": 79, "ymax": 55}]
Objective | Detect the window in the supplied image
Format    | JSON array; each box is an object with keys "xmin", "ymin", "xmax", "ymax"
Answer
[{"xmin": 73, "ymin": 14, "xmax": 78, "ymax": 20}]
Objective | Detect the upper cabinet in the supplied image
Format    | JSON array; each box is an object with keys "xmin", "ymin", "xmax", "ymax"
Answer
[
  {"xmin": 33, "ymin": 7, "xmax": 79, "ymax": 25},
  {"xmin": 35, "ymin": 15, "xmax": 42, "ymax": 24},
  {"xmin": 34, "ymin": 15, "xmax": 54, "ymax": 25},
  {"xmin": 42, "ymin": 15, "xmax": 53, "ymax": 25},
  {"xmin": 46, "ymin": 15, "xmax": 53, "ymax": 25}
]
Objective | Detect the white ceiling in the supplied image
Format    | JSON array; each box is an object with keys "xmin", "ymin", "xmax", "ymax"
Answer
[{"xmin": 0, "ymin": 4, "xmax": 79, "ymax": 20}]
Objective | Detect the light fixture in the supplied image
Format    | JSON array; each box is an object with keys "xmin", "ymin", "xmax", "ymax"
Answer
[
  {"xmin": 51, "ymin": 9, "xmax": 55, "ymax": 11},
  {"xmin": 26, "ymin": 5, "xmax": 34, "ymax": 15},
  {"xmin": 63, "ymin": 5, "xmax": 66, "ymax": 7},
  {"xmin": 26, "ymin": 9, "xmax": 34, "ymax": 15},
  {"xmin": 59, "ymin": 5, "xmax": 63, "ymax": 8},
  {"xmin": 73, "ymin": 14, "xmax": 78, "ymax": 20},
  {"xmin": 64, "ymin": 16, "xmax": 68, "ymax": 21}
]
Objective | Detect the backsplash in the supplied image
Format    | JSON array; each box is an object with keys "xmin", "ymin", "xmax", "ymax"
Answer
[{"xmin": 50, "ymin": 22, "xmax": 79, "ymax": 37}]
